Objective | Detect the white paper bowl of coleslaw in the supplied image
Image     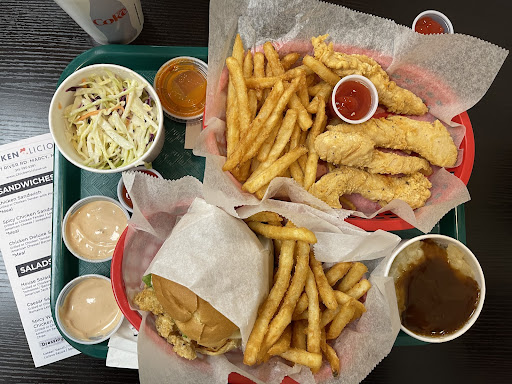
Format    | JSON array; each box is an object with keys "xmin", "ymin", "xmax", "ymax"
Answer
[{"xmin": 49, "ymin": 64, "xmax": 164, "ymax": 173}]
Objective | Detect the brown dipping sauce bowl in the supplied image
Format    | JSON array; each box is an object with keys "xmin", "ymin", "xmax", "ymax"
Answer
[{"xmin": 384, "ymin": 234, "xmax": 485, "ymax": 343}]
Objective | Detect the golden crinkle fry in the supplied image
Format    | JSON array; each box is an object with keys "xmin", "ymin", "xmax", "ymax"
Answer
[{"xmin": 243, "ymin": 211, "xmax": 372, "ymax": 377}]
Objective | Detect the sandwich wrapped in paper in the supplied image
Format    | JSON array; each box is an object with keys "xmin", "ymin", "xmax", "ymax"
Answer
[{"xmin": 121, "ymin": 172, "xmax": 403, "ymax": 384}]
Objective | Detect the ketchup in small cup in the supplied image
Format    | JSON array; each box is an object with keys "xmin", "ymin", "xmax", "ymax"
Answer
[
  {"xmin": 412, "ymin": 10, "xmax": 454, "ymax": 35},
  {"xmin": 331, "ymin": 75, "xmax": 378, "ymax": 124},
  {"xmin": 117, "ymin": 167, "xmax": 163, "ymax": 213}
]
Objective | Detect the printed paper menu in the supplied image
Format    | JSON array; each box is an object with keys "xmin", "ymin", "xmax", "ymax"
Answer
[{"xmin": 0, "ymin": 133, "xmax": 79, "ymax": 367}]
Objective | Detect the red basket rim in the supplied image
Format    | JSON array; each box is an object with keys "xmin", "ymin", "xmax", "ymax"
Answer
[{"xmin": 111, "ymin": 227, "xmax": 142, "ymax": 331}]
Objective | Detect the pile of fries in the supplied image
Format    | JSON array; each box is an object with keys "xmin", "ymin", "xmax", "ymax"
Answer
[
  {"xmin": 244, "ymin": 211, "xmax": 371, "ymax": 376},
  {"xmin": 222, "ymin": 35, "xmax": 339, "ymax": 199}
]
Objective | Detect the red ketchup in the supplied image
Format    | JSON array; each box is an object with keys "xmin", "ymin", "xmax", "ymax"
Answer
[
  {"xmin": 415, "ymin": 16, "xmax": 445, "ymax": 34},
  {"xmin": 334, "ymin": 80, "xmax": 372, "ymax": 121},
  {"xmin": 121, "ymin": 170, "xmax": 158, "ymax": 209}
]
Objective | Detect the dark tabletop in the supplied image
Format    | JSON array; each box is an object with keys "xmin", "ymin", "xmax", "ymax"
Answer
[{"xmin": 0, "ymin": 0, "xmax": 511, "ymax": 383}]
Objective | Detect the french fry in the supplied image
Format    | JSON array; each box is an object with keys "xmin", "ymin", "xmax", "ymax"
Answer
[
  {"xmin": 310, "ymin": 253, "xmax": 337, "ymax": 310},
  {"xmin": 243, "ymin": 146, "xmax": 307, "ymax": 193},
  {"xmin": 263, "ymin": 42, "xmax": 285, "ymax": 76},
  {"xmin": 292, "ymin": 320, "xmax": 307, "ymax": 350},
  {"xmin": 321, "ymin": 291, "xmax": 354, "ymax": 327},
  {"xmin": 232, "ymin": 34, "xmax": 244, "ymax": 66},
  {"xmin": 260, "ymin": 241, "xmax": 310, "ymax": 355},
  {"xmin": 297, "ymin": 74, "xmax": 310, "ymax": 108},
  {"xmin": 351, "ymin": 299, "xmax": 367, "ymax": 321},
  {"xmin": 326, "ymin": 300, "xmax": 356, "ymax": 340},
  {"xmin": 226, "ymin": 77, "xmax": 239, "ymax": 158},
  {"xmin": 267, "ymin": 324, "xmax": 292, "ymax": 356},
  {"xmin": 281, "ymin": 52, "xmax": 300, "ymax": 70},
  {"xmin": 337, "ymin": 262, "xmax": 368, "ymax": 292},
  {"xmin": 225, "ymin": 57, "xmax": 251, "ymax": 136},
  {"xmin": 245, "ymin": 211, "xmax": 283, "ymax": 223},
  {"xmin": 320, "ymin": 306, "xmax": 340, "ymax": 328},
  {"xmin": 306, "ymin": 98, "xmax": 326, "ymax": 151},
  {"xmin": 305, "ymin": 268, "xmax": 321, "ymax": 354},
  {"xmin": 308, "ymin": 81, "xmax": 330, "ymax": 97},
  {"xmin": 292, "ymin": 292, "xmax": 309, "ymax": 318},
  {"xmin": 288, "ymin": 93, "xmax": 313, "ymax": 130},
  {"xmin": 243, "ymin": 51, "xmax": 253, "ymax": 77},
  {"xmin": 253, "ymin": 52, "xmax": 265, "ymax": 101},
  {"xmin": 289, "ymin": 161, "xmax": 305, "ymax": 186},
  {"xmin": 293, "ymin": 309, "xmax": 309, "ymax": 321},
  {"xmin": 259, "ymin": 109, "xmax": 298, "ymax": 166},
  {"xmin": 326, "ymin": 262, "xmax": 352, "ymax": 286},
  {"xmin": 346, "ymin": 279, "xmax": 371, "ymax": 300},
  {"xmin": 321, "ymin": 330, "xmax": 340, "ymax": 377},
  {"xmin": 254, "ymin": 184, "xmax": 269, "ymax": 200},
  {"xmin": 279, "ymin": 348, "xmax": 322, "ymax": 373},
  {"xmin": 242, "ymin": 77, "xmax": 301, "ymax": 163},
  {"xmin": 257, "ymin": 118, "xmax": 282, "ymax": 162},
  {"xmin": 243, "ymin": 240, "xmax": 296, "ymax": 366},
  {"xmin": 283, "ymin": 65, "xmax": 314, "ymax": 79},
  {"xmin": 246, "ymin": 221, "xmax": 317, "ymax": 244},
  {"xmin": 303, "ymin": 55, "xmax": 341, "ymax": 86},
  {"xmin": 222, "ymin": 80, "xmax": 284, "ymax": 172},
  {"xmin": 245, "ymin": 76, "xmax": 281, "ymax": 89},
  {"xmin": 303, "ymin": 152, "xmax": 319, "ymax": 191}
]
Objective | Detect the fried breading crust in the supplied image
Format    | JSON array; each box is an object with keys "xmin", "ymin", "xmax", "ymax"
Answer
[
  {"xmin": 312, "ymin": 35, "xmax": 428, "ymax": 116},
  {"xmin": 315, "ymin": 131, "xmax": 432, "ymax": 175},
  {"xmin": 134, "ymin": 287, "xmax": 240, "ymax": 360},
  {"xmin": 309, "ymin": 166, "xmax": 432, "ymax": 209},
  {"xmin": 328, "ymin": 116, "xmax": 458, "ymax": 167}
]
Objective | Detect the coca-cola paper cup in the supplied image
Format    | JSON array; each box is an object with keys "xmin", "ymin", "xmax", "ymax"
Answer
[{"xmin": 54, "ymin": 0, "xmax": 143, "ymax": 45}]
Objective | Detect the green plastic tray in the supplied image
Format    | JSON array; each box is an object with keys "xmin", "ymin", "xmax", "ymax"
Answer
[{"xmin": 50, "ymin": 45, "xmax": 467, "ymax": 358}]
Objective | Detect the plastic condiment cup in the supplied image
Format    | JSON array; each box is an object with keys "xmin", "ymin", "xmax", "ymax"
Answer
[
  {"xmin": 331, "ymin": 75, "xmax": 379, "ymax": 125},
  {"xmin": 412, "ymin": 10, "xmax": 454, "ymax": 34},
  {"xmin": 384, "ymin": 234, "xmax": 485, "ymax": 343},
  {"xmin": 62, "ymin": 195, "xmax": 130, "ymax": 263},
  {"xmin": 55, "ymin": 274, "xmax": 124, "ymax": 345},
  {"xmin": 49, "ymin": 64, "xmax": 165, "ymax": 174},
  {"xmin": 117, "ymin": 166, "xmax": 163, "ymax": 213},
  {"xmin": 153, "ymin": 56, "xmax": 208, "ymax": 122}
]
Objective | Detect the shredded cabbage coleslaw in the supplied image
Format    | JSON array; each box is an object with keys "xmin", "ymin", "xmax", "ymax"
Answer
[{"xmin": 63, "ymin": 70, "xmax": 159, "ymax": 169}]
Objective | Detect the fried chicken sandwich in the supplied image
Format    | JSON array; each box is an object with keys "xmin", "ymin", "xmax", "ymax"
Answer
[{"xmin": 134, "ymin": 274, "xmax": 241, "ymax": 360}]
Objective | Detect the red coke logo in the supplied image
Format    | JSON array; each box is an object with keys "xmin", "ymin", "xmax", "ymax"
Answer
[{"xmin": 93, "ymin": 7, "xmax": 128, "ymax": 26}]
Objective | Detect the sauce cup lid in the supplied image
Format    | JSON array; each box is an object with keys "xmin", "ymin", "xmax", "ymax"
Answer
[
  {"xmin": 385, "ymin": 234, "xmax": 485, "ymax": 343},
  {"xmin": 117, "ymin": 167, "xmax": 163, "ymax": 213},
  {"xmin": 331, "ymin": 75, "xmax": 379, "ymax": 125},
  {"xmin": 62, "ymin": 195, "xmax": 130, "ymax": 263},
  {"xmin": 55, "ymin": 274, "xmax": 124, "ymax": 345},
  {"xmin": 412, "ymin": 10, "xmax": 454, "ymax": 34}
]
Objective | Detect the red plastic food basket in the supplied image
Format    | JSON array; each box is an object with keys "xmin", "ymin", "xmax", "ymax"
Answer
[{"xmin": 111, "ymin": 228, "xmax": 297, "ymax": 384}]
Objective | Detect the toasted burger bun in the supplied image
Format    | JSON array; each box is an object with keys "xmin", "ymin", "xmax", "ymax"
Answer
[{"xmin": 152, "ymin": 274, "xmax": 239, "ymax": 348}]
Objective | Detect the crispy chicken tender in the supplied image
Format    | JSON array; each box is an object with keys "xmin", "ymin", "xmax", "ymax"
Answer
[
  {"xmin": 312, "ymin": 35, "xmax": 428, "ymax": 115},
  {"xmin": 134, "ymin": 287, "xmax": 165, "ymax": 315},
  {"xmin": 328, "ymin": 116, "xmax": 458, "ymax": 167},
  {"xmin": 315, "ymin": 131, "xmax": 432, "ymax": 175},
  {"xmin": 327, "ymin": 116, "xmax": 458, "ymax": 167},
  {"xmin": 309, "ymin": 166, "xmax": 432, "ymax": 209}
]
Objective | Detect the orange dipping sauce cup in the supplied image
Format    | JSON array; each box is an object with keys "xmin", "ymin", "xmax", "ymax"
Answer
[{"xmin": 154, "ymin": 56, "xmax": 208, "ymax": 122}]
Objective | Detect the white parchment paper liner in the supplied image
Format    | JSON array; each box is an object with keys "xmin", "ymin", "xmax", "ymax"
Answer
[
  {"xmin": 121, "ymin": 172, "xmax": 403, "ymax": 384},
  {"xmin": 194, "ymin": 0, "xmax": 508, "ymax": 233}
]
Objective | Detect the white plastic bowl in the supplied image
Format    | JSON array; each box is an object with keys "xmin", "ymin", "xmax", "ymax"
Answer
[
  {"xmin": 384, "ymin": 234, "xmax": 485, "ymax": 343},
  {"xmin": 62, "ymin": 195, "xmax": 130, "ymax": 263},
  {"xmin": 412, "ymin": 10, "xmax": 454, "ymax": 34},
  {"xmin": 49, "ymin": 64, "xmax": 165, "ymax": 173},
  {"xmin": 331, "ymin": 75, "xmax": 379, "ymax": 124},
  {"xmin": 55, "ymin": 274, "xmax": 123, "ymax": 345}
]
